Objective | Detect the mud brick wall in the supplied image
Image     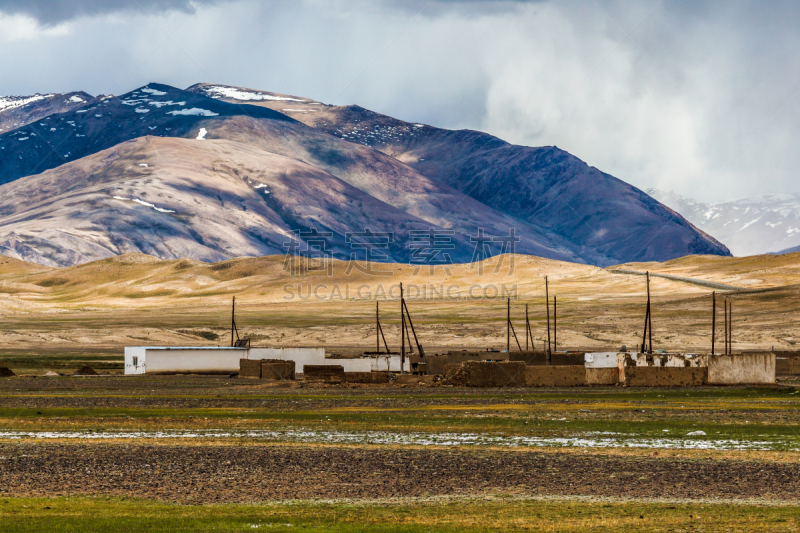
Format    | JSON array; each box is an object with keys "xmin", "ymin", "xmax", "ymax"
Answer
[
  {"xmin": 622, "ymin": 366, "xmax": 707, "ymax": 387},
  {"xmin": 239, "ymin": 358, "xmax": 262, "ymax": 379},
  {"xmin": 775, "ymin": 353, "xmax": 800, "ymax": 376},
  {"xmin": 508, "ymin": 352, "xmax": 585, "ymax": 366},
  {"xmin": 262, "ymin": 360, "xmax": 296, "ymax": 380},
  {"xmin": 585, "ymin": 367, "xmax": 619, "ymax": 385},
  {"xmin": 523, "ymin": 366, "xmax": 586, "ymax": 387},
  {"xmin": 708, "ymin": 353, "xmax": 775, "ymax": 384},
  {"xmin": 303, "ymin": 365, "xmax": 344, "ymax": 382},
  {"xmin": 343, "ymin": 372, "xmax": 390, "ymax": 384},
  {"xmin": 443, "ymin": 361, "xmax": 526, "ymax": 387},
  {"xmin": 426, "ymin": 352, "xmax": 510, "ymax": 376}
]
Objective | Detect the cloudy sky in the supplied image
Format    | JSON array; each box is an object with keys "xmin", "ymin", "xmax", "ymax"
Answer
[{"xmin": 0, "ymin": 0, "xmax": 797, "ymax": 202}]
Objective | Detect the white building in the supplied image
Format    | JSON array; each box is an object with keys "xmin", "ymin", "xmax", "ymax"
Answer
[{"xmin": 124, "ymin": 346, "xmax": 409, "ymax": 375}]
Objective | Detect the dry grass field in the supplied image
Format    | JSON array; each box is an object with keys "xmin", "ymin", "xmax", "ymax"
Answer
[
  {"xmin": 2, "ymin": 251, "xmax": 800, "ymax": 368},
  {"xmin": 2, "ymin": 251, "xmax": 800, "ymax": 531}
]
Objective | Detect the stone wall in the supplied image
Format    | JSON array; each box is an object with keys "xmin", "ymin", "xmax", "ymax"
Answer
[
  {"xmin": 523, "ymin": 366, "xmax": 586, "ymax": 387},
  {"xmin": 622, "ymin": 366, "xmax": 707, "ymax": 387},
  {"xmin": 707, "ymin": 353, "xmax": 775, "ymax": 384}
]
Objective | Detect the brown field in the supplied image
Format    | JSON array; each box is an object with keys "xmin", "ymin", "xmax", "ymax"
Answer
[{"xmin": 1, "ymin": 251, "xmax": 800, "ymax": 362}]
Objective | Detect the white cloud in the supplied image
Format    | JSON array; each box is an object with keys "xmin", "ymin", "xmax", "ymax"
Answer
[
  {"xmin": 1, "ymin": 0, "xmax": 800, "ymax": 202},
  {"xmin": 0, "ymin": 13, "xmax": 70, "ymax": 42}
]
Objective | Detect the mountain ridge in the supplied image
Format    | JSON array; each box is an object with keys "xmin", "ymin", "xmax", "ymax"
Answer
[{"xmin": 0, "ymin": 82, "xmax": 731, "ymax": 267}]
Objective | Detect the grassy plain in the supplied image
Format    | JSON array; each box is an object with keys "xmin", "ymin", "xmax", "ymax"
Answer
[
  {"xmin": 1, "ymin": 496, "xmax": 798, "ymax": 532},
  {"xmin": 2, "ymin": 253, "xmax": 800, "ymax": 530}
]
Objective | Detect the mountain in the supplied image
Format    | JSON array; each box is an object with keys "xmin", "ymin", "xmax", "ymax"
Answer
[
  {"xmin": 0, "ymin": 91, "xmax": 97, "ymax": 134},
  {"xmin": 647, "ymin": 189, "xmax": 800, "ymax": 256},
  {"xmin": 190, "ymin": 84, "xmax": 730, "ymax": 266},
  {"xmin": 0, "ymin": 82, "xmax": 730, "ymax": 267},
  {"xmin": 0, "ymin": 84, "xmax": 575, "ymax": 266}
]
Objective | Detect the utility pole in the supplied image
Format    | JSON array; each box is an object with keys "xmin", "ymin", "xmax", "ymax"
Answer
[
  {"xmin": 525, "ymin": 304, "xmax": 529, "ymax": 351},
  {"xmin": 230, "ymin": 296, "xmax": 236, "ymax": 347},
  {"xmin": 545, "ymin": 276, "xmax": 551, "ymax": 362},
  {"xmin": 376, "ymin": 301, "xmax": 380, "ymax": 354},
  {"xmin": 554, "ymin": 295, "xmax": 557, "ymax": 353},
  {"xmin": 507, "ymin": 297, "xmax": 510, "ymax": 352},
  {"xmin": 400, "ymin": 283, "xmax": 405, "ymax": 373},
  {"xmin": 641, "ymin": 272, "xmax": 653, "ymax": 354},
  {"xmin": 712, "ymin": 291, "xmax": 716, "ymax": 354}
]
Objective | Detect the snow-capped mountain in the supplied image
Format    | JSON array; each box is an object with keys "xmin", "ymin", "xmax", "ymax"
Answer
[
  {"xmin": 0, "ymin": 82, "xmax": 731, "ymax": 267},
  {"xmin": 0, "ymin": 91, "xmax": 96, "ymax": 133},
  {"xmin": 647, "ymin": 189, "xmax": 800, "ymax": 256}
]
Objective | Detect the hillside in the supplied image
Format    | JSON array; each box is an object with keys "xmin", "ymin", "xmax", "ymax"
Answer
[
  {"xmin": 0, "ymin": 82, "xmax": 731, "ymax": 268},
  {"xmin": 191, "ymin": 83, "xmax": 731, "ymax": 265},
  {"xmin": 0, "ymin": 91, "xmax": 96, "ymax": 133}
]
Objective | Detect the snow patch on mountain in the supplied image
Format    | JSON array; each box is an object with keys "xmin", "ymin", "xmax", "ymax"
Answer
[
  {"xmin": 0, "ymin": 94, "xmax": 54, "ymax": 113},
  {"xmin": 648, "ymin": 189, "xmax": 800, "ymax": 256},
  {"xmin": 168, "ymin": 108, "xmax": 218, "ymax": 117},
  {"xmin": 200, "ymin": 85, "xmax": 306, "ymax": 102},
  {"xmin": 141, "ymin": 87, "xmax": 167, "ymax": 96}
]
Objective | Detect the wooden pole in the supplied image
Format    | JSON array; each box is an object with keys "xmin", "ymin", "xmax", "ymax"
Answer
[
  {"xmin": 505, "ymin": 297, "xmax": 513, "ymax": 351},
  {"xmin": 402, "ymin": 299, "xmax": 424, "ymax": 356},
  {"xmin": 231, "ymin": 296, "xmax": 236, "ymax": 347},
  {"xmin": 400, "ymin": 283, "xmax": 405, "ymax": 373},
  {"xmin": 545, "ymin": 276, "xmax": 551, "ymax": 362},
  {"xmin": 525, "ymin": 304, "xmax": 529, "ymax": 351},
  {"xmin": 641, "ymin": 275, "xmax": 649, "ymax": 353},
  {"xmin": 376, "ymin": 301, "xmax": 380, "ymax": 354},
  {"xmin": 729, "ymin": 301, "xmax": 732, "ymax": 355},
  {"xmin": 712, "ymin": 291, "xmax": 716, "ymax": 354},
  {"xmin": 647, "ymin": 272, "xmax": 653, "ymax": 353},
  {"xmin": 554, "ymin": 295, "xmax": 557, "ymax": 353}
]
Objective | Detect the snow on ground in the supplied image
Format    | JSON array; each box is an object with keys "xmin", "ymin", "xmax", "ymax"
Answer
[
  {"xmin": 149, "ymin": 100, "xmax": 185, "ymax": 108},
  {"xmin": 202, "ymin": 85, "xmax": 306, "ymax": 102},
  {"xmin": 196, "ymin": 128, "xmax": 207, "ymax": 140},
  {"xmin": 112, "ymin": 195, "xmax": 175, "ymax": 214},
  {"xmin": 69, "ymin": 95, "xmax": 84, "ymax": 103},
  {"xmin": 0, "ymin": 94, "xmax": 54, "ymax": 113},
  {"xmin": 168, "ymin": 108, "xmax": 219, "ymax": 117},
  {"xmin": 0, "ymin": 429, "xmax": 790, "ymax": 451},
  {"xmin": 135, "ymin": 108, "xmax": 150, "ymax": 113},
  {"xmin": 141, "ymin": 86, "xmax": 167, "ymax": 96}
]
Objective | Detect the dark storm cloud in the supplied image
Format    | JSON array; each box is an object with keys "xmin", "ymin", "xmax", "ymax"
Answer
[
  {"xmin": 2, "ymin": 0, "xmax": 800, "ymax": 201},
  {"xmin": 0, "ymin": 0, "xmax": 222, "ymax": 25}
]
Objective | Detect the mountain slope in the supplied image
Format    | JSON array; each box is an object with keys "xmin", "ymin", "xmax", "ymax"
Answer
[
  {"xmin": 0, "ymin": 82, "xmax": 731, "ymax": 268},
  {"xmin": 191, "ymin": 83, "xmax": 731, "ymax": 265},
  {"xmin": 0, "ymin": 91, "xmax": 97, "ymax": 133},
  {"xmin": 0, "ymin": 84, "xmax": 295, "ymax": 187},
  {"xmin": 648, "ymin": 189, "xmax": 800, "ymax": 256},
  {"xmin": 0, "ymin": 86, "xmax": 580, "ymax": 266}
]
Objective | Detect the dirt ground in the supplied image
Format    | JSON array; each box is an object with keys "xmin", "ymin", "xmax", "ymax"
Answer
[{"xmin": 1, "ymin": 443, "xmax": 798, "ymax": 504}]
